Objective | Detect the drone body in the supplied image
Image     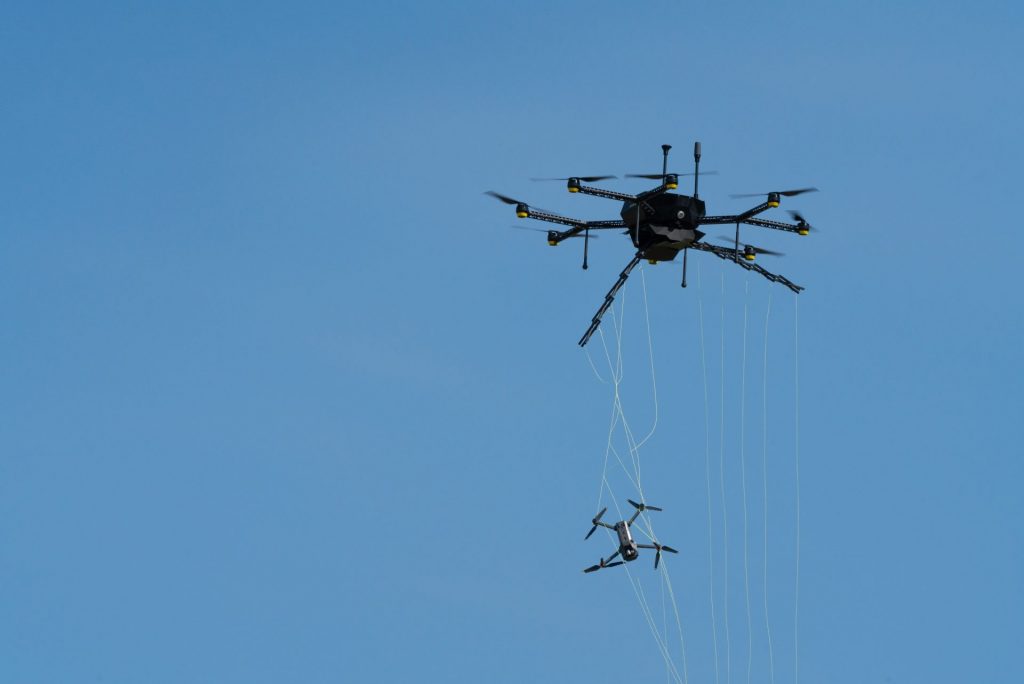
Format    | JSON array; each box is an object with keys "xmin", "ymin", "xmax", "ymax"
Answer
[
  {"xmin": 583, "ymin": 499, "xmax": 678, "ymax": 573},
  {"xmin": 617, "ymin": 191, "xmax": 707, "ymax": 262},
  {"xmin": 487, "ymin": 142, "xmax": 818, "ymax": 346}
]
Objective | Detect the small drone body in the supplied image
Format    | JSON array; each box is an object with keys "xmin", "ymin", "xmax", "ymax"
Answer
[
  {"xmin": 583, "ymin": 499, "xmax": 678, "ymax": 573},
  {"xmin": 488, "ymin": 142, "xmax": 818, "ymax": 346}
]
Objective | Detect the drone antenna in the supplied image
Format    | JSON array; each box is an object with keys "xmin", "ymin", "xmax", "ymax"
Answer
[
  {"xmin": 681, "ymin": 247, "xmax": 688, "ymax": 288},
  {"xmin": 693, "ymin": 141, "xmax": 702, "ymax": 198},
  {"xmin": 661, "ymin": 144, "xmax": 671, "ymax": 181}
]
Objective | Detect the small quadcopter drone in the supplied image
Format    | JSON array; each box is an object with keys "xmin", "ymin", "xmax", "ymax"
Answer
[
  {"xmin": 487, "ymin": 142, "xmax": 818, "ymax": 346},
  {"xmin": 583, "ymin": 499, "xmax": 678, "ymax": 573}
]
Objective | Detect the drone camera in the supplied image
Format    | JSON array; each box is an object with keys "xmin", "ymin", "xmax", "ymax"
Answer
[{"xmin": 515, "ymin": 203, "xmax": 529, "ymax": 218}]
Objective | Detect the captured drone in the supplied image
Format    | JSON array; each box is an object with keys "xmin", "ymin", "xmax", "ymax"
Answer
[
  {"xmin": 487, "ymin": 142, "xmax": 818, "ymax": 346},
  {"xmin": 583, "ymin": 499, "xmax": 678, "ymax": 573}
]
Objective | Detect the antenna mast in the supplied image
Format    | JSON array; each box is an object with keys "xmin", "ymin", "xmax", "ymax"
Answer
[{"xmin": 693, "ymin": 141, "xmax": 702, "ymax": 198}]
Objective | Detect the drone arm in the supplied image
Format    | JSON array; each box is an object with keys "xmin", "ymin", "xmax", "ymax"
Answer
[
  {"xmin": 627, "ymin": 509, "xmax": 642, "ymax": 526},
  {"xmin": 742, "ymin": 217, "xmax": 805, "ymax": 235},
  {"xmin": 547, "ymin": 219, "xmax": 628, "ymax": 245},
  {"xmin": 698, "ymin": 201, "xmax": 773, "ymax": 226},
  {"xmin": 635, "ymin": 180, "xmax": 677, "ymax": 202},
  {"xmin": 573, "ymin": 183, "xmax": 636, "ymax": 202},
  {"xmin": 578, "ymin": 252, "xmax": 644, "ymax": 347},
  {"xmin": 691, "ymin": 242, "xmax": 804, "ymax": 293},
  {"xmin": 523, "ymin": 207, "xmax": 594, "ymax": 229}
]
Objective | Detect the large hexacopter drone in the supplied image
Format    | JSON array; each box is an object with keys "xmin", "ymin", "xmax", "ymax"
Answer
[{"xmin": 487, "ymin": 142, "xmax": 817, "ymax": 346}]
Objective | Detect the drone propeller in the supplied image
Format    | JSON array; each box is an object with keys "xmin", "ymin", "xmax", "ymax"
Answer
[
  {"xmin": 788, "ymin": 210, "xmax": 818, "ymax": 233},
  {"xmin": 624, "ymin": 171, "xmax": 718, "ymax": 179},
  {"xmin": 530, "ymin": 175, "xmax": 616, "ymax": 183},
  {"xmin": 510, "ymin": 226, "xmax": 598, "ymax": 239},
  {"xmin": 729, "ymin": 187, "xmax": 818, "ymax": 199},
  {"xmin": 484, "ymin": 190, "xmax": 525, "ymax": 205},
  {"xmin": 716, "ymin": 238, "xmax": 785, "ymax": 257},
  {"xmin": 652, "ymin": 543, "xmax": 679, "ymax": 569},
  {"xmin": 627, "ymin": 499, "xmax": 663, "ymax": 512},
  {"xmin": 485, "ymin": 191, "xmax": 556, "ymax": 217},
  {"xmin": 585, "ymin": 507, "xmax": 608, "ymax": 540},
  {"xmin": 583, "ymin": 556, "xmax": 625, "ymax": 573}
]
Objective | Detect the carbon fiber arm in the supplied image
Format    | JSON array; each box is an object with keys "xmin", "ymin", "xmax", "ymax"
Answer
[
  {"xmin": 742, "ymin": 217, "xmax": 805, "ymax": 235},
  {"xmin": 547, "ymin": 219, "xmax": 627, "ymax": 244},
  {"xmin": 698, "ymin": 200, "xmax": 773, "ymax": 225},
  {"xmin": 578, "ymin": 252, "xmax": 644, "ymax": 346},
  {"xmin": 573, "ymin": 183, "xmax": 636, "ymax": 202},
  {"xmin": 522, "ymin": 207, "xmax": 594, "ymax": 229}
]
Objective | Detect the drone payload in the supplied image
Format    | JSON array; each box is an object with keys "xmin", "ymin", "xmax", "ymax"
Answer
[{"xmin": 487, "ymin": 142, "xmax": 818, "ymax": 346}]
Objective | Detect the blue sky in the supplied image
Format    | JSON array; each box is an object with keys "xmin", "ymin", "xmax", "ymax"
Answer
[{"xmin": 2, "ymin": 1, "xmax": 1022, "ymax": 682}]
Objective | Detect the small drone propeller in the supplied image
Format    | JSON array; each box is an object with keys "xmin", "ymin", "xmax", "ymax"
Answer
[
  {"xmin": 716, "ymin": 238, "xmax": 785, "ymax": 257},
  {"xmin": 484, "ymin": 190, "xmax": 525, "ymax": 205},
  {"xmin": 624, "ymin": 171, "xmax": 718, "ymax": 179},
  {"xmin": 530, "ymin": 175, "xmax": 616, "ymax": 183},
  {"xmin": 583, "ymin": 556, "xmax": 625, "ymax": 573},
  {"xmin": 627, "ymin": 499, "xmax": 663, "ymax": 512},
  {"xmin": 788, "ymin": 210, "xmax": 818, "ymax": 233},
  {"xmin": 729, "ymin": 187, "xmax": 818, "ymax": 199},
  {"xmin": 485, "ymin": 191, "xmax": 556, "ymax": 217},
  {"xmin": 652, "ymin": 543, "xmax": 679, "ymax": 569},
  {"xmin": 585, "ymin": 507, "xmax": 608, "ymax": 540},
  {"xmin": 510, "ymin": 226, "xmax": 598, "ymax": 239}
]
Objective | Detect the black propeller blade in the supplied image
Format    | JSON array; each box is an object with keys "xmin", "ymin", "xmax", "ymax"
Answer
[
  {"xmin": 653, "ymin": 543, "xmax": 678, "ymax": 569},
  {"xmin": 585, "ymin": 507, "xmax": 608, "ymax": 540},
  {"xmin": 788, "ymin": 210, "xmax": 818, "ymax": 232},
  {"xmin": 530, "ymin": 175, "xmax": 616, "ymax": 182},
  {"xmin": 627, "ymin": 499, "xmax": 663, "ymax": 512},
  {"xmin": 716, "ymin": 239, "xmax": 785, "ymax": 257},
  {"xmin": 625, "ymin": 171, "xmax": 718, "ymax": 179},
  {"xmin": 484, "ymin": 190, "xmax": 524, "ymax": 205},
  {"xmin": 716, "ymin": 238, "xmax": 785, "ymax": 257},
  {"xmin": 485, "ymin": 191, "xmax": 557, "ymax": 216},
  {"xmin": 730, "ymin": 187, "xmax": 818, "ymax": 199},
  {"xmin": 510, "ymin": 226, "xmax": 598, "ymax": 239},
  {"xmin": 583, "ymin": 555, "xmax": 624, "ymax": 573}
]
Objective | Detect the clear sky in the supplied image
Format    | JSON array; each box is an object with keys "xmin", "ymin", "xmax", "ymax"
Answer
[{"xmin": 2, "ymin": 1, "xmax": 1022, "ymax": 682}]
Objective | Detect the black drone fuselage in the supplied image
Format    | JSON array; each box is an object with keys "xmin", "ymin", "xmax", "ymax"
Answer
[{"xmin": 620, "ymin": 192, "xmax": 708, "ymax": 263}]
